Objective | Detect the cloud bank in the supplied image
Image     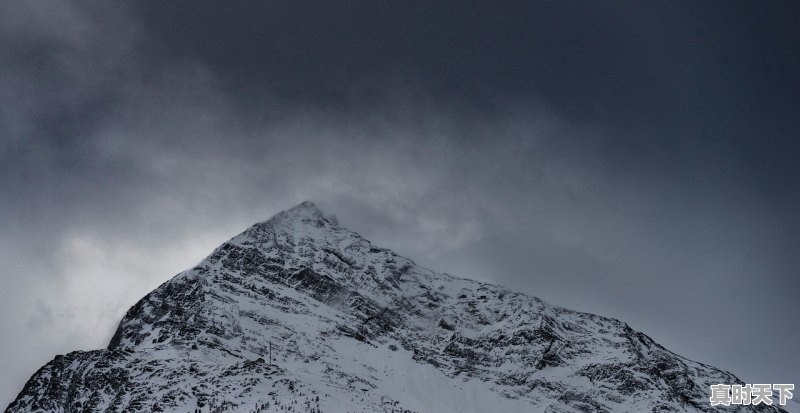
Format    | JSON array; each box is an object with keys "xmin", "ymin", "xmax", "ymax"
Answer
[{"xmin": 1, "ymin": 0, "xmax": 798, "ymax": 406}]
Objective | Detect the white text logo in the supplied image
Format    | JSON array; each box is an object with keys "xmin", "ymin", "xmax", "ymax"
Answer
[{"xmin": 710, "ymin": 384, "xmax": 794, "ymax": 406}]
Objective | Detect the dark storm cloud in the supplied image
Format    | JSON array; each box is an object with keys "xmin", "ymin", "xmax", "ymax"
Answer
[{"xmin": 2, "ymin": 0, "xmax": 799, "ymax": 407}]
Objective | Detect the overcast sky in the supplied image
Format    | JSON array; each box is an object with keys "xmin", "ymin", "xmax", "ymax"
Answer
[{"xmin": 1, "ymin": 0, "xmax": 799, "ymax": 407}]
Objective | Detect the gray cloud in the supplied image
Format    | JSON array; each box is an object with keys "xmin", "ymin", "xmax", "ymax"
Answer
[{"xmin": 1, "ymin": 0, "xmax": 798, "ymax": 407}]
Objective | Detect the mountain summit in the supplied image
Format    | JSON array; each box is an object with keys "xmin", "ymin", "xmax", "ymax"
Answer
[{"xmin": 7, "ymin": 202, "xmax": 785, "ymax": 412}]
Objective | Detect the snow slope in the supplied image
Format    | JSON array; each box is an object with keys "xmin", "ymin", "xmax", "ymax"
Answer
[{"xmin": 6, "ymin": 202, "xmax": 788, "ymax": 413}]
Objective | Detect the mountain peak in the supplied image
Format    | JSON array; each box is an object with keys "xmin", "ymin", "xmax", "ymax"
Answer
[
  {"xmin": 252, "ymin": 201, "xmax": 329, "ymax": 230},
  {"xmin": 289, "ymin": 200, "xmax": 322, "ymax": 214},
  {"xmin": 282, "ymin": 200, "xmax": 325, "ymax": 219},
  {"xmin": 8, "ymin": 203, "xmax": 784, "ymax": 413},
  {"xmin": 270, "ymin": 201, "xmax": 325, "ymax": 221}
]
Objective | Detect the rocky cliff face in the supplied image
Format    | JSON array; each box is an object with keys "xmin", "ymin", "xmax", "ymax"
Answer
[{"xmin": 6, "ymin": 202, "xmax": 785, "ymax": 413}]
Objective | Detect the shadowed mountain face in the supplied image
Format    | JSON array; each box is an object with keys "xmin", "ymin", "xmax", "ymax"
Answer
[{"xmin": 6, "ymin": 202, "xmax": 786, "ymax": 413}]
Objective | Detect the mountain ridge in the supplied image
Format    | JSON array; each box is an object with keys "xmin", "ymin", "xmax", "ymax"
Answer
[{"xmin": 6, "ymin": 202, "xmax": 785, "ymax": 413}]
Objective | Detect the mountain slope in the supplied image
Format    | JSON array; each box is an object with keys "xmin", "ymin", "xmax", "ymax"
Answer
[{"xmin": 6, "ymin": 202, "xmax": 786, "ymax": 413}]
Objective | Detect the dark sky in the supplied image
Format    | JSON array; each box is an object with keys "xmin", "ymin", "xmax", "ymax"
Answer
[{"xmin": 1, "ymin": 0, "xmax": 798, "ymax": 406}]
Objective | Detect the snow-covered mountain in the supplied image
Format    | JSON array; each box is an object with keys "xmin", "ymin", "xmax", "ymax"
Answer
[{"xmin": 6, "ymin": 202, "xmax": 786, "ymax": 412}]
